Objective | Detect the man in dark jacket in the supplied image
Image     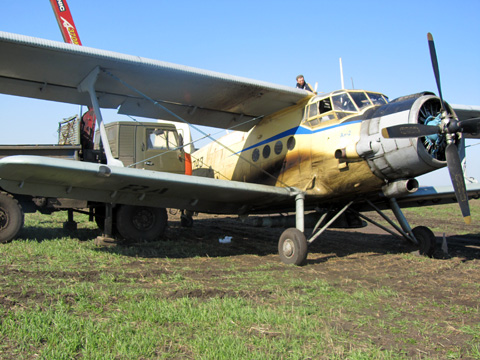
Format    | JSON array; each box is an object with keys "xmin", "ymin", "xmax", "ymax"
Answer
[{"xmin": 295, "ymin": 74, "xmax": 314, "ymax": 92}]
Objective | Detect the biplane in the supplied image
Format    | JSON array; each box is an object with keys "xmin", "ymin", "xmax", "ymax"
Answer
[{"xmin": 0, "ymin": 30, "xmax": 479, "ymax": 264}]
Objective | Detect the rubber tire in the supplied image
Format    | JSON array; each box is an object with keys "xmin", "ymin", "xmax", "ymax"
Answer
[
  {"xmin": 412, "ymin": 226, "xmax": 437, "ymax": 257},
  {"xmin": 0, "ymin": 192, "xmax": 24, "ymax": 243},
  {"xmin": 278, "ymin": 228, "xmax": 308, "ymax": 265},
  {"xmin": 115, "ymin": 205, "xmax": 167, "ymax": 242}
]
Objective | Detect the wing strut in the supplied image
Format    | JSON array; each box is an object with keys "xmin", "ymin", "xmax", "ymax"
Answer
[{"xmin": 77, "ymin": 67, "xmax": 123, "ymax": 167}]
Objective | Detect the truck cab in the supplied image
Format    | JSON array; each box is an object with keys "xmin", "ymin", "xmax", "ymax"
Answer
[
  {"xmin": 0, "ymin": 117, "xmax": 189, "ymax": 244},
  {"xmin": 99, "ymin": 121, "xmax": 185, "ymax": 174}
]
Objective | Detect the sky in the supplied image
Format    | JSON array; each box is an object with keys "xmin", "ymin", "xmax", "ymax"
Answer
[{"xmin": 0, "ymin": 0, "xmax": 479, "ymax": 186}]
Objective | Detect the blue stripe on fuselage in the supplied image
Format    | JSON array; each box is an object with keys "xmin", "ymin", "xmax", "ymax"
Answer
[{"xmin": 234, "ymin": 120, "xmax": 362, "ymax": 155}]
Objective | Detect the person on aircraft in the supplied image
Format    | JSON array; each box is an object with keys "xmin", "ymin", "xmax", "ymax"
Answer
[{"xmin": 295, "ymin": 75, "xmax": 314, "ymax": 92}]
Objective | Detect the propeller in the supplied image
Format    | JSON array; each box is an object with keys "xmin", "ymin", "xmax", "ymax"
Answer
[{"xmin": 382, "ymin": 33, "xmax": 479, "ymax": 224}]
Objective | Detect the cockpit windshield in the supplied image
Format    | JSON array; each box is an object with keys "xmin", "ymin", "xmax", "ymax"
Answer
[
  {"xmin": 302, "ymin": 90, "xmax": 389, "ymax": 127},
  {"xmin": 332, "ymin": 94, "xmax": 357, "ymax": 112}
]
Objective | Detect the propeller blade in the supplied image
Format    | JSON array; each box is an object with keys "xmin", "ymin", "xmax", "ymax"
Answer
[
  {"xmin": 381, "ymin": 124, "xmax": 439, "ymax": 139},
  {"xmin": 445, "ymin": 143, "xmax": 471, "ymax": 224},
  {"xmin": 458, "ymin": 117, "xmax": 480, "ymax": 134},
  {"xmin": 427, "ymin": 33, "xmax": 448, "ymax": 114}
]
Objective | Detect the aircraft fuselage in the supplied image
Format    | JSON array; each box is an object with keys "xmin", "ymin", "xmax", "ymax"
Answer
[{"xmin": 192, "ymin": 89, "xmax": 454, "ymax": 206}]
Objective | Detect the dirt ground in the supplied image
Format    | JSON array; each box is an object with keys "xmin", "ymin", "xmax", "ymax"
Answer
[
  {"xmin": 159, "ymin": 210, "xmax": 480, "ymax": 357},
  {"xmin": 2, "ymin": 207, "xmax": 480, "ymax": 358},
  {"xmin": 165, "ymin": 209, "xmax": 480, "ymax": 262}
]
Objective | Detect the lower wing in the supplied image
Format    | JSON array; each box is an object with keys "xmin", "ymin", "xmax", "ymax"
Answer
[{"xmin": 0, "ymin": 155, "xmax": 297, "ymax": 214}]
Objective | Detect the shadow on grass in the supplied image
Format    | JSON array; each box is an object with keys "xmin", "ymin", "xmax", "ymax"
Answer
[
  {"xmin": 15, "ymin": 217, "xmax": 480, "ymax": 263},
  {"xmin": 17, "ymin": 226, "xmax": 101, "ymax": 242},
  {"xmin": 93, "ymin": 218, "xmax": 480, "ymax": 263}
]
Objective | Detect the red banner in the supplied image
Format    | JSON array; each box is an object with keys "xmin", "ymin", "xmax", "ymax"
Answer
[{"xmin": 49, "ymin": 0, "xmax": 82, "ymax": 45}]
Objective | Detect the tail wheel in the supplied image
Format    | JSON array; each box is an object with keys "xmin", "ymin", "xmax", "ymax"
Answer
[
  {"xmin": 412, "ymin": 226, "xmax": 437, "ymax": 257},
  {"xmin": 0, "ymin": 192, "xmax": 24, "ymax": 243},
  {"xmin": 278, "ymin": 228, "xmax": 308, "ymax": 265},
  {"xmin": 116, "ymin": 205, "xmax": 167, "ymax": 242}
]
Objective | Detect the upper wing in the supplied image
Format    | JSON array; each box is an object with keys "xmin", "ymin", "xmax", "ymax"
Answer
[
  {"xmin": 0, "ymin": 155, "xmax": 297, "ymax": 214},
  {"xmin": 0, "ymin": 31, "xmax": 310, "ymax": 131}
]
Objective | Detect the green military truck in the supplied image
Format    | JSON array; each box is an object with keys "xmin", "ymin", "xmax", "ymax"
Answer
[{"xmin": 0, "ymin": 114, "xmax": 187, "ymax": 243}]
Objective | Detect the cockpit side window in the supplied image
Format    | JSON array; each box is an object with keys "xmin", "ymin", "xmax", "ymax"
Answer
[
  {"xmin": 367, "ymin": 92, "xmax": 388, "ymax": 105},
  {"xmin": 349, "ymin": 92, "xmax": 371, "ymax": 110},
  {"xmin": 319, "ymin": 98, "xmax": 332, "ymax": 113},
  {"xmin": 318, "ymin": 98, "xmax": 335, "ymax": 122},
  {"xmin": 307, "ymin": 103, "xmax": 318, "ymax": 118},
  {"xmin": 303, "ymin": 98, "xmax": 335, "ymax": 128}
]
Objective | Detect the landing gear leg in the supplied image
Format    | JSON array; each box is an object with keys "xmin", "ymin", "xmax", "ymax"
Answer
[
  {"xmin": 278, "ymin": 193, "xmax": 308, "ymax": 265},
  {"xmin": 277, "ymin": 196, "xmax": 355, "ymax": 266},
  {"xmin": 94, "ymin": 204, "xmax": 117, "ymax": 246},
  {"xmin": 355, "ymin": 198, "xmax": 437, "ymax": 257},
  {"xmin": 389, "ymin": 198, "xmax": 437, "ymax": 256},
  {"xmin": 63, "ymin": 209, "xmax": 77, "ymax": 231}
]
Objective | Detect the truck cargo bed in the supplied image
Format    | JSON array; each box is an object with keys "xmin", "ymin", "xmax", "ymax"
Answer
[{"xmin": 0, "ymin": 145, "xmax": 81, "ymax": 160}]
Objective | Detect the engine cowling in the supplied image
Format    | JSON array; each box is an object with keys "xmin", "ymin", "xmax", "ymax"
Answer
[{"xmin": 355, "ymin": 92, "xmax": 461, "ymax": 182}]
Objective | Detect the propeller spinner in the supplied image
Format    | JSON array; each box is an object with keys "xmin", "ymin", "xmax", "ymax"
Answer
[{"xmin": 382, "ymin": 33, "xmax": 480, "ymax": 224}]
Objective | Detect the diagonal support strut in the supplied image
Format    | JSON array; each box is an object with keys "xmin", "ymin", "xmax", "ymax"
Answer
[{"xmin": 77, "ymin": 67, "xmax": 123, "ymax": 167}]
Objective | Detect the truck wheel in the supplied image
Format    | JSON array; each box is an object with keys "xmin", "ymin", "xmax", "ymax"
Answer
[
  {"xmin": 0, "ymin": 192, "xmax": 24, "ymax": 243},
  {"xmin": 116, "ymin": 205, "xmax": 167, "ymax": 242}
]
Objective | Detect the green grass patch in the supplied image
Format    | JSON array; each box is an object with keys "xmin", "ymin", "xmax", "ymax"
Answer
[{"xmin": 0, "ymin": 209, "xmax": 479, "ymax": 359}]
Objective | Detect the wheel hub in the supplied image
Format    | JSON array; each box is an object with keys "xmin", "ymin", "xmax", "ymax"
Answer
[
  {"xmin": 282, "ymin": 239, "xmax": 295, "ymax": 258},
  {"xmin": 132, "ymin": 209, "xmax": 155, "ymax": 231}
]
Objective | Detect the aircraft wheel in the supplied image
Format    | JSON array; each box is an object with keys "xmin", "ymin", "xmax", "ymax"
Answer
[
  {"xmin": 278, "ymin": 228, "xmax": 308, "ymax": 265},
  {"xmin": 412, "ymin": 226, "xmax": 437, "ymax": 257},
  {"xmin": 116, "ymin": 205, "xmax": 167, "ymax": 242},
  {"xmin": 0, "ymin": 192, "xmax": 24, "ymax": 243}
]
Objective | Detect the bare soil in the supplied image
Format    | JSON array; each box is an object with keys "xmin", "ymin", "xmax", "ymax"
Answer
[
  {"xmin": 158, "ymin": 210, "xmax": 480, "ymax": 357},
  {"xmin": 2, "ymin": 207, "xmax": 480, "ymax": 358}
]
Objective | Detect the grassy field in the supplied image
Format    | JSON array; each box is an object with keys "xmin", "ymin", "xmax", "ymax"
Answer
[{"xmin": 0, "ymin": 205, "xmax": 479, "ymax": 359}]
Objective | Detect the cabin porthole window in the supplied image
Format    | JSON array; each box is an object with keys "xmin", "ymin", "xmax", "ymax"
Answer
[
  {"xmin": 287, "ymin": 136, "xmax": 296, "ymax": 151},
  {"xmin": 274, "ymin": 141, "xmax": 283, "ymax": 155},
  {"xmin": 252, "ymin": 148, "xmax": 260, "ymax": 162},
  {"xmin": 263, "ymin": 145, "xmax": 271, "ymax": 159}
]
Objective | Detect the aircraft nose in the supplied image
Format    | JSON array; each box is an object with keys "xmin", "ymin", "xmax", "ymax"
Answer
[{"xmin": 356, "ymin": 93, "xmax": 450, "ymax": 182}]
